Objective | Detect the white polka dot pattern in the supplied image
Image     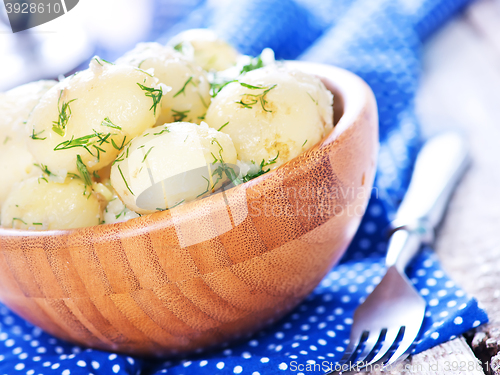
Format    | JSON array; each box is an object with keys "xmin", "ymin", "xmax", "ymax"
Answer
[{"xmin": 0, "ymin": 0, "xmax": 489, "ymax": 374}]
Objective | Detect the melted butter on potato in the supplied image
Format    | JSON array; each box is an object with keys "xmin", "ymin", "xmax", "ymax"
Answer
[
  {"xmin": 0, "ymin": 80, "xmax": 57, "ymax": 208},
  {"xmin": 110, "ymin": 122, "xmax": 237, "ymax": 215},
  {"xmin": 26, "ymin": 57, "xmax": 164, "ymax": 175},
  {"xmin": 205, "ymin": 66, "xmax": 333, "ymax": 169},
  {"xmin": 167, "ymin": 29, "xmax": 239, "ymax": 72},
  {"xmin": 117, "ymin": 43, "xmax": 211, "ymax": 126},
  {"xmin": 1, "ymin": 177, "xmax": 102, "ymax": 230}
]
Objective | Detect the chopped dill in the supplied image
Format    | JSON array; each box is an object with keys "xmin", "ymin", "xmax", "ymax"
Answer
[
  {"xmin": 210, "ymin": 79, "xmax": 237, "ymax": 98},
  {"xmin": 172, "ymin": 109, "xmax": 190, "ymax": 122},
  {"xmin": 94, "ymin": 57, "xmax": 103, "ymax": 66},
  {"xmin": 302, "ymin": 140, "xmax": 308, "ymax": 147},
  {"xmin": 34, "ymin": 163, "xmax": 55, "ymax": 177},
  {"xmin": 12, "ymin": 217, "xmax": 27, "ymax": 226},
  {"xmin": 307, "ymin": 92, "xmax": 318, "ymax": 105},
  {"xmin": 32, "ymin": 222, "xmax": 43, "ymax": 226},
  {"xmin": 142, "ymin": 146, "xmax": 154, "ymax": 163},
  {"xmin": 92, "ymin": 170, "xmax": 100, "ymax": 179},
  {"xmin": 115, "ymin": 206, "xmax": 127, "ymax": 219},
  {"xmin": 137, "ymin": 83, "xmax": 163, "ymax": 116},
  {"xmin": 239, "ymin": 82, "xmax": 266, "ymax": 90},
  {"xmin": 54, "ymin": 130, "xmax": 117, "ymax": 161},
  {"xmin": 154, "ymin": 128, "xmax": 170, "ymax": 136},
  {"xmin": 210, "ymin": 138, "xmax": 241, "ymax": 188},
  {"xmin": 168, "ymin": 199, "xmax": 185, "ymax": 209},
  {"xmin": 111, "ymin": 135, "xmax": 127, "ymax": 150},
  {"xmin": 30, "ymin": 129, "xmax": 46, "ymax": 140},
  {"xmin": 218, "ymin": 122, "xmax": 229, "ymax": 132},
  {"xmin": 118, "ymin": 164, "xmax": 134, "ymax": 196},
  {"xmin": 3, "ymin": 136, "xmax": 11, "ymax": 144},
  {"xmin": 52, "ymin": 91, "xmax": 77, "ymax": 136},
  {"xmin": 242, "ymin": 152, "xmax": 279, "ymax": 182},
  {"xmin": 101, "ymin": 117, "xmax": 121, "ymax": 130},
  {"xmin": 198, "ymin": 92, "xmax": 208, "ymax": 108},
  {"xmin": 236, "ymin": 84, "xmax": 277, "ymax": 112},
  {"xmin": 173, "ymin": 76, "xmax": 193, "ymax": 98},
  {"xmin": 240, "ymin": 55, "xmax": 264, "ymax": 74},
  {"xmin": 76, "ymin": 155, "xmax": 92, "ymax": 188}
]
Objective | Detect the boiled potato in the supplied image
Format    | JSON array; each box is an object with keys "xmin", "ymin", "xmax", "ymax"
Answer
[
  {"xmin": 104, "ymin": 196, "xmax": 140, "ymax": 224},
  {"xmin": 0, "ymin": 80, "xmax": 57, "ymax": 207},
  {"xmin": 110, "ymin": 122, "xmax": 237, "ymax": 214},
  {"xmin": 26, "ymin": 57, "xmax": 164, "ymax": 175},
  {"xmin": 205, "ymin": 66, "xmax": 333, "ymax": 169},
  {"xmin": 116, "ymin": 43, "xmax": 211, "ymax": 125},
  {"xmin": 1, "ymin": 177, "xmax": 102, "ymax": 230},
  {"xmin": 168, "ymin": 29, "xmax": 239, "ymax": 71}
]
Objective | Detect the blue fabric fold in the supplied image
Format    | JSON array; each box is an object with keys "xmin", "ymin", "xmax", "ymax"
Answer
[{"xmin": 0, "ymin": 0, "xmax": 488, "ymax": 374}]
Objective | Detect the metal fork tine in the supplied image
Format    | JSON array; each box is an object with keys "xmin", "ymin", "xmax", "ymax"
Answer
[
  {"xmin": 384, "ymin": 326, "xmax": 419, "ymax": 367},
  {"xmin": 366, "ymin": 327, "xmax": 401, "ymax": 365},
  {"xmin": 354, "ymin": 330, "xmax": 382, "ymax": 365},
  {"xmin": 337, "ymin": 331, "xmax": 367, "ymax": 367}
]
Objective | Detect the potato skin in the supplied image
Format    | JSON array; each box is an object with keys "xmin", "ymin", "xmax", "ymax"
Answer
[
  {"xmin": 0, "ymin": 80, "xmax": 57, "ymax": 208},
  {"xmin": 117, "ymin": 43, "xmax": 211, "ymax": 126},
  {"xmin": 110, "ymin": 122, "xmax": 237, "ymax": 215},
  {"xmin": 26, "ymin": 58, "xmax": 162, "ymax": 175},
  {"xmin": 205, "ymin": 66, "xmax": 334, "ymax": 169},
  {"xmin": 1, "ymin": 177, "xmax": 102, "ymax": 230}
]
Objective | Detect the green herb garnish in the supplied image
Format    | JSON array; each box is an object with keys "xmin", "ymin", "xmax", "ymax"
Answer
[
  {"xmin": 236, "ymin": 84, "xmax": 277, "ymax": 112},
  {"xmin": 242, "ymin": 152, "xmax": 279, "ymax": 182},
  {"xmin": 101, "ymin": 117, "xmax": 121, "ymax": 130},
  {"xmin": 137, "ymin": 83, "xmax": 163, "ymax": 116},
  {"xmin": 52, "ymin": 90, "xmax": 77, "ymax": 136},
  {"xmin": 218, "ymin": 122, "xmax": 229, "ymax": 132},
  {"xmin": 172, "ymin": 109, "xmax": 190, "ymax": 122},
  {"xmin": 30, "ymin": 129, "xmax": 46, "ymax": 140},
  {"xmin": 173, "ymin": 76, "xmax": 193, "ymax": 98},
  {"xmin": 118, "ymin": 164, "xmax": 134, "ymax": 196},
  {"xmin": 76, "ymin": 155, "xmax": 92, "ymax": 188}
]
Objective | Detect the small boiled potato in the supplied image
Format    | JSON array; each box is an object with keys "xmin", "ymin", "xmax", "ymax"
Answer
[
  {"xmin": 110, "ymin": 122, "xmax": 237, "ymax": 214},
  {"xmin": 0, "ymin": 141, "xmax": 38, "ymax": 207},
  {"xmin": 0, "ymin": 80, "xmax": 57, "ymax": 140},
  {"xmin": 168, "ymin": 29, "xmax": 239, "ymax": 72},
  {"xmin": 0, "ymin": 80, "xmax": 57, "ymax": 208},
  {"xmin": 1, "ymin": 177, "xmax": 102, "ymax": 230},
  {"xmin": 26, "ymin": 57, "xmax": 163, "ymax": 175},
  {"xmin": 205, "ymin": 66, "xmax": 333, "ymax": 169},
  {"xmin": 104, "ymin": 196, "xmax": 140, "ymax": 225},
  {"xmin": 116, "ymin": 43, "xmax": 211, "ymax": 126}
]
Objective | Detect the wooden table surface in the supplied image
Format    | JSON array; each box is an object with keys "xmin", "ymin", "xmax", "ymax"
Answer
[{"xmin": 365, "ymin": 0, "xmax": 500, "ymax": 373}]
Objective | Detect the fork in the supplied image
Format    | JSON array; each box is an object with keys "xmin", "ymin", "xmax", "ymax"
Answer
[{"xmin": 328, "ymin": 132, "xmax": 470, "ymax": 373}]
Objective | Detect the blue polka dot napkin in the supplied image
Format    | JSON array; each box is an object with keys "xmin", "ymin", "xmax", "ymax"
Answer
[{"xmin": 0, "ymin": 0, "xmax": 488, "ymax": 374}]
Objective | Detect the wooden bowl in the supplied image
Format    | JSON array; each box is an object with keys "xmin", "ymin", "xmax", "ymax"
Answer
[{"xmin": 0, "ymin": 62, "xmax": 378, "ymax": 357}]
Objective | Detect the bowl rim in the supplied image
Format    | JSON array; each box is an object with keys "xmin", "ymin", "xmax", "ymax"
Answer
[{"xmin": 0, "ymin": 61, "xmax": 371, "ymax": 237}]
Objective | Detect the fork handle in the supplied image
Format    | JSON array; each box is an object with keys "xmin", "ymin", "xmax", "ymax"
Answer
[{"xmin": 386, "ymin": 132, "xmax": 470, "ymax": 271}]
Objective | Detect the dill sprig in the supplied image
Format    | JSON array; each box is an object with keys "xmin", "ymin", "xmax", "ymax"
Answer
[
  {"xmin": 218, "ymin": 122, "xmax": 229, "ymax": 132},
  {"xmin": 242, "ymin": 152, "xmax": 279, "ymax": 182},
  {"xmin": 101, "ymin": 117, "xmax": 121, "ymax": 130},
  {"xmin": 137, "ymin": 83, "xmax": 163, "ymax": 116},
  {"xmin": 173, "ymin": 76, "xmax": 193, "ymax": 98},
  {"xmin": 240, "ymin": 55, "xmax": 264, "ymax": 75},
  {"xmin": 118, "ymin": 165, "xmax": 134, "ymax": 196},
  {"xmin": 172, "ymin": 109, "xmax": 190, "ymax": 122},
  {"xmin": 30, "ymin": 129, "xmax": 46, "ymax": 140},
  {"xmin": 142, "ymin": 146, "xmax": 154, "ymax": 163},
  {"xmin": 236, "ymin": 84, "xmax": 277, "ymax": 112},
  {"xmin": 34, "ymin": 163, "xmax": 56, "ymax": 177},
  {"xmin": 154, "ymin": 128, "xmax": 170, "ymax": 136},
  {"xmin": 307, "ymin": 92, "xmax": 318, "ymax": 105},
  {"xmin": 209, "ymin": 138, "xmax": 241, "ymax": 188},
  {"xmin": 210, "ymin": 79, "xmax": 237, "ymax": 98},
  {"xmin": 54, "ymin": 130, "xmax": 117, "ymax": 162},
  {"xmin": 76, "ymin": 155, "xmax": 92, "ymax": 189},
  {"xmin": 52, "ymin": 91, "xmax": 77, "ymax": 136}
]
